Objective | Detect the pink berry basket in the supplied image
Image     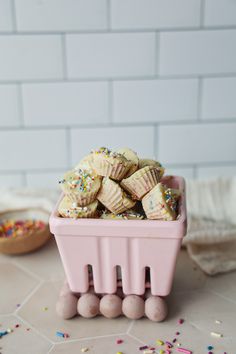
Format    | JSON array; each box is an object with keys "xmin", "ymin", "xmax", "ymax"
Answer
[{"xmin": 49, "ymin": 175, "xmax": 187, "ymax": 321}]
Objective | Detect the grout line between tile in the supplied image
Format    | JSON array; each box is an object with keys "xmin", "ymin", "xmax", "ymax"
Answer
[
  {"xmin": 0, "ymin": 25, "xmax": 235, "ymax": 36},
  {"xmin": 0, "ymin": 313, "xmax": 15, "ymax": 317},
  {"xmin": 55, "ymin": 332, "xmax": 127, "ymax": 345},
  {"xmin": 10, "ymin": 0, "xmax": 17, "ymax": 32},
  {"xmin": 209, "ymin": 289, "xmax": 236, "ymax": 305},
  {"xmin": 61, "ymin": 34, "xmax": 68, "ymax": 80},
  {"xmin": 107, "ymin": 0, "xmax": 111, "ymax": 30},
  {"xmin": 15, "ymin": 312, "xmax": 54, "ymax": 345},
  {"xmin": 127, "ymin": 332, "xmax": 146, "ymax": 345},
  {"xmin": 14, "ymin": 281, "xmax": 44, "ymax": 315},
  {"xmin": 126, "ymin": 320, "xmax": 134, "ymax": 334},
  {"xmin": 17, "ymin": 83, "xmax": 25, "ymax": 127},
  {"xmin": 155, "ymin": 31, "xmax": 160, "ymax": 76},
  {"xmin": 1, "ymin": 71, "xmax": 236, "ymax": 85},
  {"xmin": 12, "ymin": 260, "xmax": 43, "ymax": 282},
  {"xmin": 47, "ymin": 344, "xmax": 55, "ymax": 353},
  {"xmin": 200, "ymin": 0, "xmax": 205, "ymax": 28}
]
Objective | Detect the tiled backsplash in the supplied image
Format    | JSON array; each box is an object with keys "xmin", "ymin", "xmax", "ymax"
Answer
[{"xmin": 0, "ymin": 0, "xmax": 236, "ymax": 188}]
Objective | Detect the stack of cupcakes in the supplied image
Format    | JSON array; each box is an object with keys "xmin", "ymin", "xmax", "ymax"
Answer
[{"xmin": 58, "ymin": 147, "xmax": 180, "ymax": 221}]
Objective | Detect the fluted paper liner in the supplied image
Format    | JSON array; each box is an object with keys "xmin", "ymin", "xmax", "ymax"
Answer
[
  {"xmin": 92, "ymin": 154, "xmax": 130, "ymax": 181},
  {"xmin": 121, "ymin": 166, "xmax": 162, "ymax": 200},
  {"xmin": 142, "ymin": 183, "xmax": 176, "ymax": 221},
  {"xmin": 66, "ymin": 188, "xmax": 99, "ymax": 207},
  {"xmin": 58, "ymin": 197, "xmax": 99, "ymax": 219},
  {"xmin": 97, "ymin": 178, "xmax": 135, "ymax": 214}
]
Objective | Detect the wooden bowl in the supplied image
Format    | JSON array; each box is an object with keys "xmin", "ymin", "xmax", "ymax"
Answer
[{"xmin": 0, "ymin": 208, "xmax": 51, "ymax": 255}]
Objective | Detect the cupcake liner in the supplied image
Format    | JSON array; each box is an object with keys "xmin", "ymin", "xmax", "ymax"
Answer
[
  {"xmin": 93, "ymin": 157, "xmax": 129, "ymax": 181},
  {"xmin": 121, "ymin": 166, "xmax": 162, "ymax": 200},
  {"xmin": 138, "ymin": 159, "xmax": 165, "ymax": 178},
  {"xmin": 97, "ymin": 178, "xmax": 135, "ymax": 214},
  {"xmin": 66, "ymin": 188, "xmax": 99, "ymax": 207},
  {"xmin": 117, "ymin": 147, "xmax": 139, "ymax": 178},
  {"xmin": 142, "ymin": 184, "xmax": 176, "ymax": 221},
  {"xmin": 60, "ymin": 169, "xmax": 101, "ymax": 206},
  {"xmin": 58, "ymin": 198, "xmax": 99, "ymax": 219}
]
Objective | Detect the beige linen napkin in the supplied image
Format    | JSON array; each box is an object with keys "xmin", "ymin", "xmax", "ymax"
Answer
[{"xmin": 184, "ymin": 178, "xmax": 236, "ymax": 275}]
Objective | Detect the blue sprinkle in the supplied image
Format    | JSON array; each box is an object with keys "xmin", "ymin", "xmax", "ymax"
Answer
[
  {"xmin": 207, "ymin": 345, "xmax": 214, "ymax": 350},
  {"xmin": 56, "ymin": 331, "xmax": 64, "ymax": 338}
]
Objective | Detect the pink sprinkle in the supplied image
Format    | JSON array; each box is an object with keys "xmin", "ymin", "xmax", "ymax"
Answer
[
  {"xmin": 178, "ymin": 319, "xmax": 184, "ymax": 324},
  {"xmin": 165, "ymin": 341, "xmax": 173, "ymax": 348},
  {"xmin": 15, "ymin": 324, "xmax": 20, "ymax": 328},
  {"xmin": 177, "ymin": 348, "xmax": 192, "ymax": 354},
  {"xmin": 176, "ymin": 332, "xmax": 180, "ymax": 335},
  {"xmin": 63, "ymin": 333, "xmax": 69, "ymax": 338},
  {"xmin": 116, "ymin": 339, "xmax": 123, "ymax": 344},
  {"xmin": 172, "ymin": 338, "xmax": 177, "ymax": 343},
  {"xmin": 208, "ymin": 352, "xmax": 213, "ymax": 354},
  {"xmin": 166, "ymin": 351, "xmax": 171, "ymax": 354},
  {"xmin": 139, "ymin": 346, "xmax": 148, "ymax": 350}
]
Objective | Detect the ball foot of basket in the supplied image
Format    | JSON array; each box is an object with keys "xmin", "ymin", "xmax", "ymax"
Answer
[{"xmin": 56, "ymin": 281, "xmax": 168, "ymax": 322}]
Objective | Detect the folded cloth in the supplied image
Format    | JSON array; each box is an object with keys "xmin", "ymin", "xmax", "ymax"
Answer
[
  {"xmin": 183, "ymin": 177, "xmax": 236, "ymax": 275},
  {"xmin": 0, "ymin": 188, "xmax": 59, "ymax": 215}
]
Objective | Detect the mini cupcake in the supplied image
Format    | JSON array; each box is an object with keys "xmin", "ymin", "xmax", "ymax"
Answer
[
  {"xmin": 97, "ymin": 177, "xmax": 135, "ymax": 214},
  {"xmin": 117, "ymin": 147, "xmax": 139, "ymax": 177},
  {"xmin": 138, "ymin": 158, "xmax": 165, "ymax": 178},
  {"xmin": 58, "ymin": 196, "xmax": 98, "ymax": 219},
  {"xmin": 100, "ymin": 209, "xmax": 144, "ymax": 220},
  {"xmin": 59, "ymin": 168, "xmax": 101, "ymax": 206},
  {"xmin": 121, "ymin": 166, "xmax": 162, "ymax": 200},
  {"xmin": 91, "ymin": 147, "xmax": 130, "ymax": 181},
  {"xmin": 75, "ymin": 154, "xmax": 95, "ymax": 173},
  {"xmin": 142, "ymin": 183, "xmax": 180, "ymax": 221}
]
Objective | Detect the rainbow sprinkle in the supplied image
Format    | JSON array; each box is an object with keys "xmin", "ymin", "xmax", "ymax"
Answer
[{"xmin": 0, "ymin": 219, "xmax": 45, "ymax": 238}]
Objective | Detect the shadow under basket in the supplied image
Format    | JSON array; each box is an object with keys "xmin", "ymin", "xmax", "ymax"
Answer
[{"xmin": 0, "ymin": 208, "xmax": 51, "ymax": 255}]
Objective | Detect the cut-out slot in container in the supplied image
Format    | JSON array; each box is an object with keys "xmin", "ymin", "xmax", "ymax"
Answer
[{"xmin": 49, "ymin": 176, "xmax": 187, "ymax": 296}]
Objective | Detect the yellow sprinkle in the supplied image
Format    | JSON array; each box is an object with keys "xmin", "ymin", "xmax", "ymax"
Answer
[
  {"xmin": 211, "ymin": 331, "xmax": 223, "ymax": 338},
  {"xmin": 116, "ymin": 352, "xmax": 123, "ymax": 354},
  {"xmin": 156, "ymin": 340, "xmax": 164, "ymax": 345},
  {"xmin": 43, "ymin": 307, "xmax": 48, "ymax": 311},
  {"xmin": 159, "ymin": 350, "xmax": 165, "ymax": 354},
  {"xmin": 81, "ymin": 348, "xmax": 89, "ymax": 353}
]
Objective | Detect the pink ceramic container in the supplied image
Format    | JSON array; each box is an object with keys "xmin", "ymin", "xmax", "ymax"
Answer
[{"xmin": 49, "ymin": 176, "xmax": 187, "ymax": 296}]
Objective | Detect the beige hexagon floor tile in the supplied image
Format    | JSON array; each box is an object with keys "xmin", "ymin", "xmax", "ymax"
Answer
[
  {"xmin": 0, "ymin": 314, "xmax": 52, "ymax": 354},
  {"xmin": 18, "ymin": 280, "xmax": 131, "ymax": 343},
  {"xmin": 131, "ymin": 288, "xmax": 236, "ymax": 352},
  {"xmin": 50, "ymin": 334, "xmax": 142, "ymax": 354},
  {"xmin": 11, "ymin": 238, "xmax": 65, "ymax": 281},
  {"xmin": 130, "ymin": 313, "xmax": 235, "ymax": 353},
  {"xmin": 206, "ymin": 269, "xmax": 236, "ymax": 303},
  {"xmin": 0, "ymin": 263, "xmax": 39, "ymax": 314},
  {"xmin": 168, "ymin": 289, "xmax": 236, "ymax": 338},
  {"xmin": 172, "ymin": 249, "xmax": 208, "ymax": 293}
]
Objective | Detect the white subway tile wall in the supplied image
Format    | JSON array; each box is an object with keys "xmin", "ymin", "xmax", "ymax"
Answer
[
  {"xmin": 66, "ymin": 33, "xmax": 156, "ymax": 79},
  {"xmin": 0, "ymin": 85, "xmax": 20, "ymax": 126},
  {"xmin": 0, "ymin": 0, "xmax": 13, "ymax": 31},
  {"xmin": 0, "ymin": 0, "xmax": 235, "ymax": 188}
]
